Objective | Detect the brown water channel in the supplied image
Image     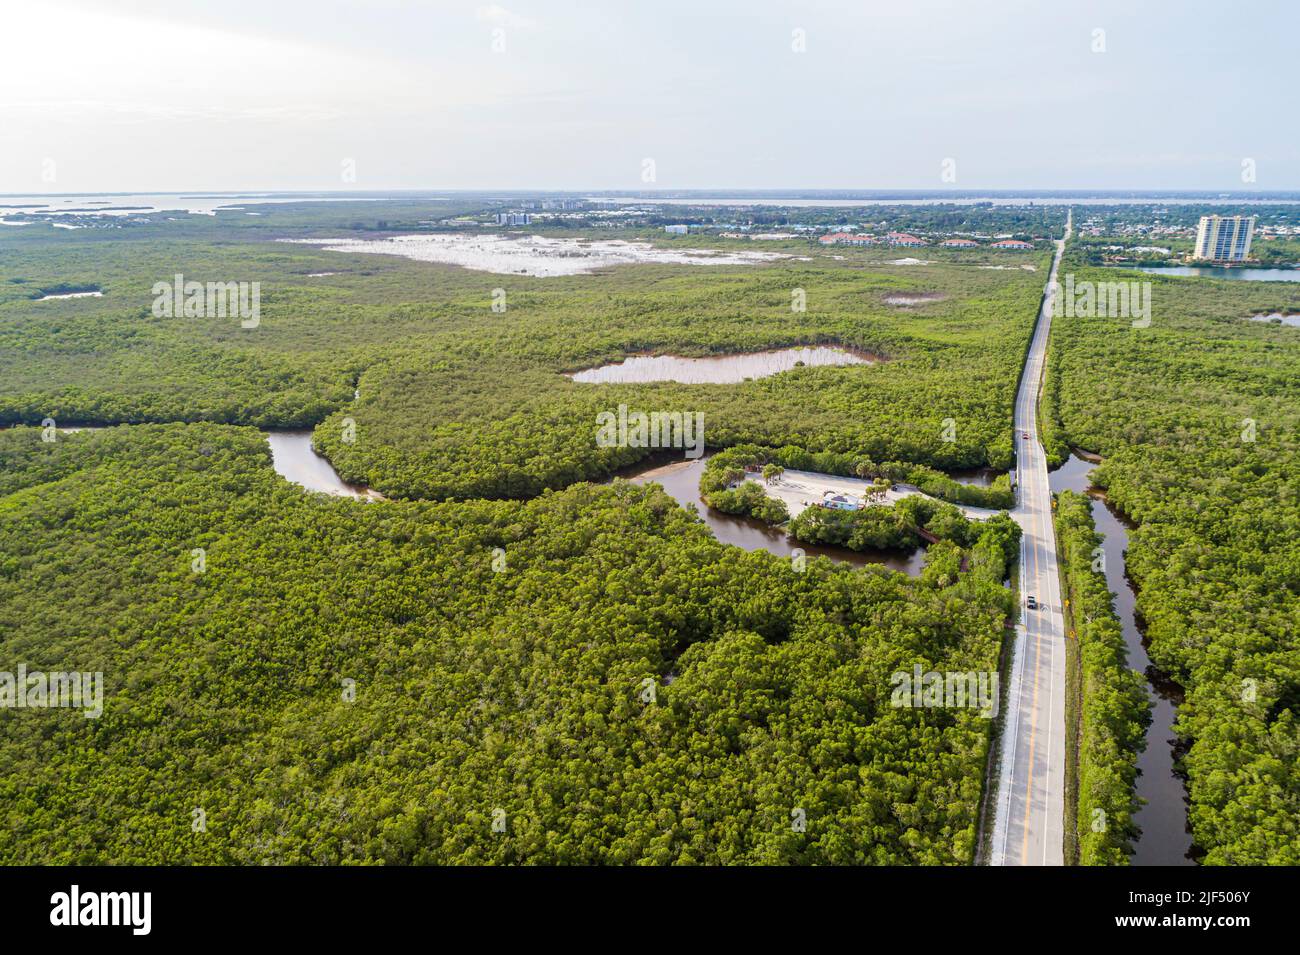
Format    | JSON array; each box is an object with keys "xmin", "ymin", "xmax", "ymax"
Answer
[
  {"xmin": 621, "ymin": 455, "xmax": 925, "ymax": 575},
  {"xmin": 265, "ymin": 430, "xmax": 379, "ymax": 499},
  {"xmin": 1049, "ymin": 453, "xmax": 1195, "ymax": 865}
]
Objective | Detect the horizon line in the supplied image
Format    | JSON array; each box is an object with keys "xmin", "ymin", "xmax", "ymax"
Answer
[{"xmin": 5, "ymin": 187, "xmax": 1300, "ymax": 198}]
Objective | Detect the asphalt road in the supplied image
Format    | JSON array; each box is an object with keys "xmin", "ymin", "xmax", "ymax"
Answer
[{"xmin": 990, "ymin": 211, "xmax": 1072, "ymax": 866}]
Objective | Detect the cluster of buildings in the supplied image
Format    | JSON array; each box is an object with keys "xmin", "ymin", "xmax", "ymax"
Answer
[
  {"xmin": 1253, "ymin": 221, "xmax": 1300, "ymax": 241},
  {"xmin": 1076, "ymin": 214, "xmax": 1187, "ymax": 240},
  {"xmin": 818, "ymin": 232, "xmax": 874, "ymax": 246},
  {"xmin": 490, "ymin": 200, "xmax": 587, "ymax": 227},
  {"xmin": 820, "ymin": 491, "xmax": 864, "ymax": 511},
  {"xmin": 665, "ymin": 223, "xmax": 799, "ymax": 238},
  {"xmin": 818, "ymin": 232, "xmax": 1032, "ymax": 250},
  {"xmin": 477, "ymin": 205, "xmax": 1280, "ymax": 268},
  {"xmin": 518, "ymin": 198, "xmax": 584, "ymax": 211},
  {"xmin": 1078, "ymin": 212, "xmax": 1276, "ymax": 264},
  {"xmin": 818, "ymin": 231, "xmax": 925, "ymax": 247},
  {"xmin": 817, "ymin": 484, "xmax": 892, "ymax": 510}
]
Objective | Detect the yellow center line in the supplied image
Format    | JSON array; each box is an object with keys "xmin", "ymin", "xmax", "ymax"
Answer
[
  {"xmin": 1020, "ymin": 350, "xmax": 1045, "ymax": 865},
  {"xmin": 1005, "ymin": 236, "xmax": 1065, "ymax": 866}
]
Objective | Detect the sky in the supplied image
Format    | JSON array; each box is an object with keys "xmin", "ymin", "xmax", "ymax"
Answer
[{"xmin": 2, "ymin": 0, "xmax": 1297, "ymax": 193}]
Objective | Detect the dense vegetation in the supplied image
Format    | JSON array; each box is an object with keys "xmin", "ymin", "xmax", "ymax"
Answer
[
  {"xmin": 698, "ymin": 446, "xmax": 791, "ymax": 524},
  {"xmin": 0, "ymin": 423, "xmax": 1012, "ymax": 864},
  {"xmin": 0, "ymin": 207, "xmax": 1048, "ymax": 502},
  {"xmin": 0, "ymin": 203, "xmax": 1073, "ymax": 865},
  {"xmin": 1038, "ymin": 361, "xmax": 1071, "ymax": 468},
  {"xmin": 607, "ymin": 200, "xmax": 1067, "ymax": 240},
  {"xmin": 696, "ymin": 446, "xmax": 1021, "ymax": 597},
  {"xmin": 1247, "ymin": 238, "xmax": 1300, "ymax": 268},
  {"xmin": 1047, "ymin": 256, "xmax": 1300, "ymax": 864},
  {"xmin": 1054, "ymin": 491, "xmax": 1150, "ymax": 865},
  {"xmin": 305, "ymin": 253, "xmax": 1041, "ymax": 500},
  {"xmin": 18, "ymin": 199, "xmax": 1293, "ymax": 867},
  {"xmin": 789, "ymin": 495, "xmax": 1019, "ymax": 570}
]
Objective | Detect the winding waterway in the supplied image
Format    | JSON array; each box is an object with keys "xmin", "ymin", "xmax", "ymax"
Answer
[
  {"xmin": 1049, "ymin": 453, "xmax": 1194, "ymax": 865},
  {"xmin": 265, "ymin": 432, "xmax": 976, "ymax": 575},
  {"xmin": 622, "ymin": 456, "xmax": 925, "ymax": 574},
  {"xmin": 265, "ymin": 430, "xmax": 379, "ymax": 500}
]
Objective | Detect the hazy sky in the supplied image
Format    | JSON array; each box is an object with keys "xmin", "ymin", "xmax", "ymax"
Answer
[{"xmin": 2, "ymin": 0, "xmax": 1296, "ymax": 192}]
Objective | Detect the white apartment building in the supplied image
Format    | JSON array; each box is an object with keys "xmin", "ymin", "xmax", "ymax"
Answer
[{"xmin": 1193, "ymin": 214, "xmax": 1256, "ymax": 261}]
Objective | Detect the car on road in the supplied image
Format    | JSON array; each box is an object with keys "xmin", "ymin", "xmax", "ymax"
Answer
[
  {"xmin": 1022, "ymin": 431, "xmax": 1030, "ymax": 439},
  {"xmin": 1026, "ymin": 595, "xmax": 1037, "ymax": 609}
]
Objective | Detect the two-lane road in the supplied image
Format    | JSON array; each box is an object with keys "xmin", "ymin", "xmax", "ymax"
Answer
[{"xmin": 990, "ymin": 211, "xmax": 1071, "ymax": 866}]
